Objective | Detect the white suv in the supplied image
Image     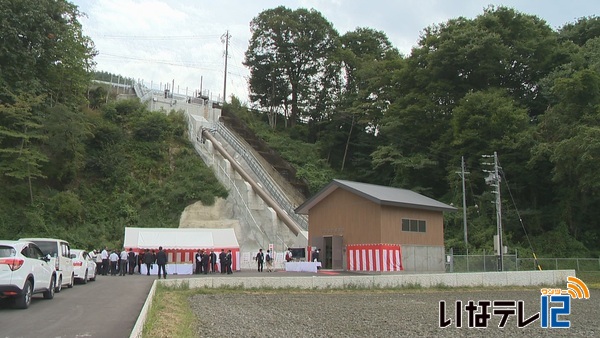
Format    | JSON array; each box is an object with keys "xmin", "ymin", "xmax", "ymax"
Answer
[
  {"xmin": 70, "ymin": 249, "xmax": 96, "ymax": 284},
  {"xmin": 0, "ymin": 240, "xmax": 56, "ymax": 309},
  {"xmin": 19, "ymin": 238, "xmax": 74, "ymax": 292}
]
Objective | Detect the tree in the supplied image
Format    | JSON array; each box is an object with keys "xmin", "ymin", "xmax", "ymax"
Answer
[
  {"xmin": 244, "ymin": 6, "xmax": 341, "ymax": 127},
  {"xmin": 42, "ymin": 104, "xmax": 92, "ymax": 185},
  {"xmin": 0, "ymin": 93, "xmax": 47, "ymax": 204},
  {"xmin": 559, "ymin": 16, "xmax": 600, "ymax": 47},
  {"xmin": 0, "ymin": 0, "xmax": 96, "ymax": 106},
  {"xmin": 375, "ymin": 6, "xmax": 570, "ymax": 197},
  {"xmin": 532, "ymin": 68, "xmax": 600, "ymax": 242}
]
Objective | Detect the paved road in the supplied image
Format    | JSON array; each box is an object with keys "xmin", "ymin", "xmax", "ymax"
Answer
[
  {"xmin": 0, "ymin": 269, "xmax": 347, "ymax": 338},
  {"xmin": 0, "ymin": 273, "xmax": 155, "ymax": 338}
]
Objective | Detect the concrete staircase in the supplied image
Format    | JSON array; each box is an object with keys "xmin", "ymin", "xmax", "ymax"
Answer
[{"xmin": 134, "ymin": 83, "xmax": 309, "ymax": 269}]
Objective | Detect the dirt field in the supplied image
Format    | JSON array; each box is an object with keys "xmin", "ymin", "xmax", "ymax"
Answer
[{"xmin": 190, "ymin": 288, "xmax": 599, "ymax": 337}]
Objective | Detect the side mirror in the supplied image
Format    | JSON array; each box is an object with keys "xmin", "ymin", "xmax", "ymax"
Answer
[{"xmin": 44, "ymin": 254, "xmax": 52, "ymax": 262}]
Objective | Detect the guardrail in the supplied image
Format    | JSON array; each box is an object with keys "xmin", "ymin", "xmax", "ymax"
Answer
[{"xmin": 215, "ymin": 122, "xmax": 308, "ymax": 231}]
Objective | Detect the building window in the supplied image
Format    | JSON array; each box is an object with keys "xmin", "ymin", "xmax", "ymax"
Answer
[{"xmin": 402, "ymin": 219, "xmax": 426, "ymax": 233}]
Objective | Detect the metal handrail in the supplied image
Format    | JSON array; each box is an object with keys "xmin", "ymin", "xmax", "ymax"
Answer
[{"xmin": 215, "ymin": 122, "xmax": 308, "ymax": 231}]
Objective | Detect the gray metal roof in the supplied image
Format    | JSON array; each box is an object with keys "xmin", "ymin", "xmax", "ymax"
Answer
[{"xmin": 295, "ymin": 179, "xmax": 457, "ymax": 214}]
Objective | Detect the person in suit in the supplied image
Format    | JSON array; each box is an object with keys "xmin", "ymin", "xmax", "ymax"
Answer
[
  {"xmin": 156, "ymin": 246, "xmax": 168, "ymax": 279},
  {"xmin": 256, "ymin": 249, "xmax": 264, "ymax": 272},
  {"xmin": 312, "ymin": 249, "xmax": 320, "ymax": 262},
  {"xmin": 219, "ymin": 249, "xmax": 226, "ymax": 274},
  {"xmin": 209, "ymin": 250, "xmax": 217, "ymax": 273},
  {"xmin": 127, "ymin": 248, "xmax": 137, "ymax": 275},
  {"xmin": 143, "ymin": 249, "xmax": 153, "ymax": 275},
  {"xmin": 138, "ymin": 250, "xmax": 145, "ymax": 274},
  {"xmin": 201, "ymin": 250, "xmax": 210, "ymax": 274},
  {"xmin": 226, "ymin": 250, "xmax": 233, "ymax": 274}
]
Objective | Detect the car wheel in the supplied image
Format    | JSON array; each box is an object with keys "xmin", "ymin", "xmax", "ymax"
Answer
[
  {"xmin": 82, "ymin": 270, "xmax": 88, "ymax": 284},
  {"xmin": 14, "ymin": 280, "xmax": 32, "ymax": 309},
  {"xmin": 43, "ymin": 276, "xmax": 56, "ymax": 299},
  {"xmin": 68, "ymin": 273, "xmax": 74, "ymax": 288},
  {"xmin": 55, "ymin": 275, "xmax": 62, "ymax": 293}
]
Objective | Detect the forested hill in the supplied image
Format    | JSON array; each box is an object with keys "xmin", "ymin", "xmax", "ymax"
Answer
[
  {"xmin": 235, "ymin": 6, "xmax": 600, "ymax": 258},
  {"xmin": 0, "ymin": 1, "xmax": 227, "ymax": 250}
]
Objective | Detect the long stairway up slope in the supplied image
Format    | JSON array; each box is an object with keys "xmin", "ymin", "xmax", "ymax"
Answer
[
  {"xmin": 220, "ymin": 109, "xmax": 310, "ymax": 201},
  {"xmin": 134, "ymin": 83, "xmax": 308, "ymax": 262}
]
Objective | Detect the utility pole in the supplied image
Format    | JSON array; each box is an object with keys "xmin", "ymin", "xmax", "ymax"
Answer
[
  {"xmin": 221, "ymin": 30, "xmax": 230, "ymax": 104},
  {"xmin": 456, "ymin": 156, "xmax": 470, "ymax": 271},
  {"xmin": 483, "ymin": 152, "xmax": 503, "ymax": 271},
  {"xmin": 459, "ymin": 156, "xmax": 469, "ymax": 249}
]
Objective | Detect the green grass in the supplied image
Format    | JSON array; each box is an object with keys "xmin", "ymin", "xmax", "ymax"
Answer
[{"xmin": 142, "ymin": 283, "xmax": 197, "ymax": 338}]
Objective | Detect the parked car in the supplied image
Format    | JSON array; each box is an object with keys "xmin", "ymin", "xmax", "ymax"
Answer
[
  {"xmin": 70, "ymin": 249, "xmax": 96, "ymax": 284},
  {"xmin": 0, "ymin": 240, "xmax": 56, "ymax": 309},
  {"xmin": 19, "ymin": 238, "xmax": 74, "ymax": 292}
]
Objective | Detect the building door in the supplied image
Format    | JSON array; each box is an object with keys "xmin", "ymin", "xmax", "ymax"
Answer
[
  {"xmin": 324, "ymin": 236, "xmax": 332, "ymax": 269},
  {"xmin": 323, "ymin": 236, "xmax": 343, "ymax": 269}
]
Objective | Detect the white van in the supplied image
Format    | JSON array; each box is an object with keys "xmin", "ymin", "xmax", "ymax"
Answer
[{"xmin": 19, "ymin": 238, "xmax": 74, "ymax": 292}]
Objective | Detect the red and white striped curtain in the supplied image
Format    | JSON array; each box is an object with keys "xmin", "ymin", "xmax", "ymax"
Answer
[{"xmin": 347, "ymin": 244, "xmax": 403, "ymax": 272}]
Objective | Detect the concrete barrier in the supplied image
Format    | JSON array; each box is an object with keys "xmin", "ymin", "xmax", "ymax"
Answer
[
  {"xmin": 130, "ymin": 280, "xmax": 158, "ymax": 338},
  {"xmin": 130, "ymin": 270, "xmax": 575, "ymax": 337}
]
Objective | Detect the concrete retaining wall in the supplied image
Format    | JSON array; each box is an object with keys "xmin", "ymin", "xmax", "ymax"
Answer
[{"xmin": 157, "ymin": 270, "xmax": 574, "ymax": 290}]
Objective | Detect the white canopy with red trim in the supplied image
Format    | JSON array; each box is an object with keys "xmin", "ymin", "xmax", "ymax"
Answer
[{"xmin": 123, "ymin": 227, "xmax": 239, "ymax": 250}]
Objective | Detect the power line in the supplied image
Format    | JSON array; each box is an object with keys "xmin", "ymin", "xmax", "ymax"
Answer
[
  {"xmin": 97, "ymin": 34, "xmax": 222, "ymax": 40},
  {"xmin": 498, "ymin": 165, "xmax": 542, "ymax": 271}
]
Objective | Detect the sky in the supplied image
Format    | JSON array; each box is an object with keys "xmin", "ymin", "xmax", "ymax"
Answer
[{"xmin": 70, "ymin": 1, "xmax": 597, "ymax": 104}]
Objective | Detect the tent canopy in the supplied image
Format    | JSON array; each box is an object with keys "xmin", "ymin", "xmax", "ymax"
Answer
[{"xmin": 124, "ymin": 227, "xmax": 239, "ymax": 250}]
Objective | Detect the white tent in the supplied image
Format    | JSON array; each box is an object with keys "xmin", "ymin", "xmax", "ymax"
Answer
[
  {"xmin": 123, "ymin": 227, "xmax": 240, "ymax": 274},
  {"xmin": 123, "ymin": 227, "xmax": 239, "ymax": 250}
]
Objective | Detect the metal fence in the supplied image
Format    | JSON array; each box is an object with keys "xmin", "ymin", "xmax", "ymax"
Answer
[
  {"xmin": 446, "ymin": 249, "xmax": 600, "ymax": 272},
  {"xmin": 215, "ymin": 122, "xmax": 309, "ymax": 231}
]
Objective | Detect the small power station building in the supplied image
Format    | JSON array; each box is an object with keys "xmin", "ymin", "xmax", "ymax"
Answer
[{"xmin": 295, "ymin": 179, "xmax": 456, "ymax": 272}]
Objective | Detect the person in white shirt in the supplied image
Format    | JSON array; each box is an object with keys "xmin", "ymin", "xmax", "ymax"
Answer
[
  {"xmin": 109, "ymin": 250, "xmax": 119, "ymax": 276},
  {"xmin": 101, "ymin": 247, "xmax": 109, "ymax": 276},
  {"xmin": 119, "ymin": 249, "xmax": 128, "ymax": 276}
]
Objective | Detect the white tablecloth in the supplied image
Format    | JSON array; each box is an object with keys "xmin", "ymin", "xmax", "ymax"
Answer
[
  {"xmin": 285, "ymin": 262, "xmax": 322, "ymax": 273},
  {"xmin": 140, "ymin": 264, "xmax": 193, "ymax": 275}
]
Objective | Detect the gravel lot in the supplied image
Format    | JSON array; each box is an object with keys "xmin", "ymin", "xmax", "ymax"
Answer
[{"xmin": 190, "ymin": 289, "xmax": 599, "ymax": 337}]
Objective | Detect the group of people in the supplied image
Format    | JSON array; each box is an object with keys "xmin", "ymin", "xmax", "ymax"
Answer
[
  {"xmin": 255, "ymin": 248, "xmax": 278, "ymax": 272},
  {"xmin": 96, "ymin": 246, "xmax": 169, "ymax": 279},
  {"xmin": 257, "ymin": 248, "xmax": 320, "ymax": 271},
  {"xmin": 194, "ymin": 249, "xmax": 233, "ymax": 274}
]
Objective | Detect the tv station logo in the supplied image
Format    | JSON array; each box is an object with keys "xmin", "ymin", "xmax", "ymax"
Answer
[{"xmin": 439, "ymin": 276, "xmax": 590, "ymax": 329}]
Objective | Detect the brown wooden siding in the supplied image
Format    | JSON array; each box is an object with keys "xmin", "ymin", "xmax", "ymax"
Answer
[
  {"xmin": 309, "ymin": 188, "xmax": 381, "ymax": 245},
  {"xmin": 380, "ymin": 205, "xmax": 444, "ymax": 246}
]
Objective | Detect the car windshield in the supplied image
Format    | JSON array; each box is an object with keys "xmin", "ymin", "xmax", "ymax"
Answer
[
  {"xmin": 0, "ymin": 246, "xmax": 16, "ymax": 258},
  {"xmin": 32, "ymin": 241, "xmax": 58, "ymax": 257}
]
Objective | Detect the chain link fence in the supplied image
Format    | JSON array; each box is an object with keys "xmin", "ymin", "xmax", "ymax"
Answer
[{"xmin": 446, "ymin": 248, "xmax": 600, "ymax": 272}]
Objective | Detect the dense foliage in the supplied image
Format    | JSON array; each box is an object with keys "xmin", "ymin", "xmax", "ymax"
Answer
[
  {"xmin": 243, "ymin": 7, "xmax": 600, "ymax": 258},
  {"xmin": 0, "ymin": 1, "xmax": 227, "ymax": 250}
]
